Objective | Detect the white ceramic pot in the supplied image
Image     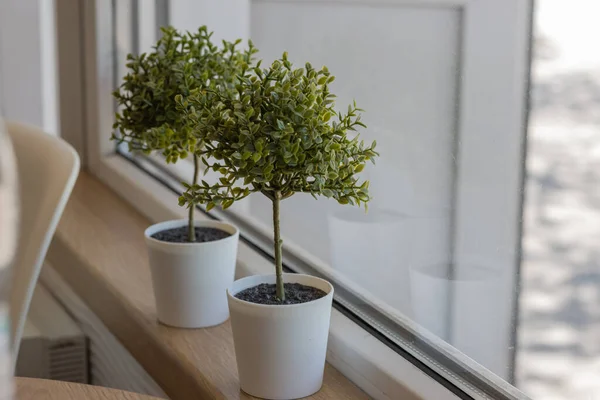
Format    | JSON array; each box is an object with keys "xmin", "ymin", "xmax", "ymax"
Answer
[
  {"xmin": 145, "ymin": 219, "xmax": 239, "ymax": 328},
  {"xmin": 227, "ymin": 273, "xmax": 334, "ymax": 399}
]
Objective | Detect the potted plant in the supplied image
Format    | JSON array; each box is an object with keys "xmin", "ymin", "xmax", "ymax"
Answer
[
  {"xmin": 112, "ymin": 26, "xmax": 256, "ymax": 328},
  {"xmin": 179, "ymin": 52, "xmax": 378, "ymax": 398}
]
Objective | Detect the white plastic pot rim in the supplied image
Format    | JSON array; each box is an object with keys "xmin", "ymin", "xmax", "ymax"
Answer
[
  {"xmin": 144, "ymin": 219, "xmax": 239, "ymax": 250},
  {"xmin": 227, "ymin": 273, "xmax": 334, "ymax": 309}
]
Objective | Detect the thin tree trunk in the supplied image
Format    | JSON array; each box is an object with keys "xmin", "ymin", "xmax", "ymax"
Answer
[
  {"xmin": 273, "ymin": 191, "xmax": 285, "ymax": 301},
  {"xmin": 188, "ymin": 154, "xmax": 199, "ymax": 242}
]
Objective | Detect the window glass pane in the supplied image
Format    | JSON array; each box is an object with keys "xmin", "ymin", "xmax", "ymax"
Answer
[
  {"xmin": 517, "ymin": 2, "xmax": 600, "ymax": 400},
  {"xmin": 160, "ymin": 1, "xmax": 522, "ymax": 396},
  {"xmin": 108, "ymin": 1, "xmax": 600, "ymax": 399},
  {"xmin": 247, "ymin": 2, "xmax": 458, "ymax": 276}
]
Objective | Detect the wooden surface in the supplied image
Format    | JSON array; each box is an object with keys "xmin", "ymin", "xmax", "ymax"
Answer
[
  {"xmin": 46, "ymin": 171, "xmax": 368, "ymax": 400},
  {"xmin": 15, "ymin": 377, "xmax": 163, "ymax": 400}
]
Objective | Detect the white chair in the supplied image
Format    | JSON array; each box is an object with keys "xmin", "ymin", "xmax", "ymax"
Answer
[{"xmin": 6, "ymin": 121, "xmax": 79, "ymax": 364}]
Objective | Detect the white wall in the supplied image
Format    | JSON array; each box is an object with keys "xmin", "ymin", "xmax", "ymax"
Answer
[{"xmin": 0, "ymin": 0, "xmax": 58, "ymax": 135}]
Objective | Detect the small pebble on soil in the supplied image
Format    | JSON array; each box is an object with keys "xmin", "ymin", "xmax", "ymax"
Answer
[{"xmin": 235, "ymin": 282, "xmax": 327, "ymax": 305}]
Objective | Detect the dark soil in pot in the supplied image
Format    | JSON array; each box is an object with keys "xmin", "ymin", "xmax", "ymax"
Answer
[
  {"xmin": 235, "ymin": 283, "xmax": 327, "ymax": 305},
  {"xmin": 151, "ymin": 226, "xmax": 231, "ymax": 243}
]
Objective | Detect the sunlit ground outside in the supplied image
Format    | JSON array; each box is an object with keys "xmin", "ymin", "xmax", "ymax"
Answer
[{"xmin": 517, "ymin": 1, "xmax": 600, "ymax": 399}]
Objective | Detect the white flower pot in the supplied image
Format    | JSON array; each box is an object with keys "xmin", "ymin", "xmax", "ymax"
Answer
[
  {"xmin": 227, "ymin": 273, "xmax": 334, "ymax": 399},
  {"xmin": 145, "ymin": 219, "xmax": 239, "ymax": 328}
]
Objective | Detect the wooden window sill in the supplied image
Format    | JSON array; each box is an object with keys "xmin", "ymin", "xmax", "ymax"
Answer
[{"xmin": 47, "ymin": 171, "xmax": 369, "ymax": 400}]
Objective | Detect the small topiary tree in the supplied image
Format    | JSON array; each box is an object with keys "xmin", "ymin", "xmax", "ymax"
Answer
[
  {"xmin": 178, "ymin": 52, "xmax": 378, "ymax": 300},
  {"xmin": 112, "ymin": 26, "xmax": 257, "ymax": 241}
]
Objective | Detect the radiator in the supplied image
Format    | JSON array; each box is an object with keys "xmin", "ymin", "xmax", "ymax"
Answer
[
  {"xmin": 38, "ymin": 264, "xmax": 167, "ymax": 398},
  {"xmin": 16, "ymin": 284, "xmax": 88, "ymax": 383}
]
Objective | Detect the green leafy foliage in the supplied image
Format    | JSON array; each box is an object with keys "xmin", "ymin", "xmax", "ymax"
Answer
[
  {"xmin": 110, "ymin": 25, "xmax": 257, "ymax": 242},
  {"xmin": 111, "ymin": 26, "xmax": 257, "ymax": 164},
  {"xmin": 177, "ymin": 52, "xmax": 378, "ymax": 300},
  {"xmin": 178, "ymin": 52, "xmax": 378, "ymax": 210}
]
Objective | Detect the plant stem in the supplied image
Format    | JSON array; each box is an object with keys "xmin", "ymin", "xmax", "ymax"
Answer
[
  {"xmin": 188, "ymin": 154, "xmax": 199, "ymax": 242},
  {"xmin": 273, "ymin": 191, "xmax": 285, "ymax": 301}
]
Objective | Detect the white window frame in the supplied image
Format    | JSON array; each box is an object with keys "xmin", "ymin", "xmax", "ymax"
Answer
[{"xmin": 55, "ymin": 0, "xmax": 534, "ymax": 399}]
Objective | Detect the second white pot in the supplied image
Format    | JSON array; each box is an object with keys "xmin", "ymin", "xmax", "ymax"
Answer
[
  {"xmin": 145, "ymin": 219, "xmax": 239, "ymax": 328},
  {"xmin": 227, "ymin": 273, "xmax": 334, "ymax": 399}
]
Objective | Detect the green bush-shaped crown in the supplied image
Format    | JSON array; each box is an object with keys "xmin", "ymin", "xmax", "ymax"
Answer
[
  {"xmin": 112, "ymin": 26, "xmax": 256, "ymax": 241},
  {"xmin": 179, "ymin": 52, "xmax": 378, "ymax": 300}
]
